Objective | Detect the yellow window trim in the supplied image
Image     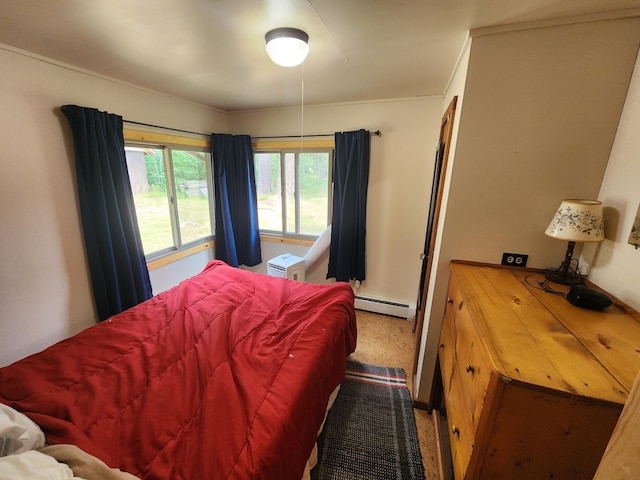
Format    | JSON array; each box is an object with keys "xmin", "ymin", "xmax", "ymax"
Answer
[
  {"xmin": 253, "ymin": 139, "xmax": 334, "ymax": 150},
  {"xmin": 123, "ymin": 130, "xmax": 334, "ymax": 151},
  {"xmin": 124, "ymin": 129, "xmax": 209, "ymax": 148},
  {"xmin": 260, "ymin": 234, "xmax": 315, "ymax": 247},
  {"xmin": 147, "ymin": 241, "xmax": 214, "ymax": 271}
]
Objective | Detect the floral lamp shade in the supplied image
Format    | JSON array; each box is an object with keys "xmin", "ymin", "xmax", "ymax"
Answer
[
  {"xmin": 544, "ymin": 199, "xmax": 604, "ymax": 285},
  {"xmin": 629, "ymin": 204, "xmax": 640, "ymax": 249},
  {"xmin": 545, "ymin": 199, "xmax": 605, "ymax": 242}
]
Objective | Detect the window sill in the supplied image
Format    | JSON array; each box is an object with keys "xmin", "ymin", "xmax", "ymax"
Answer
[
  {"xmin": 147, "ymin": 240, "xmax": 214, "ymax": 271},
  {"xmin": 260, "ymin": 234, "xmax": 315, "ymax": 246}
]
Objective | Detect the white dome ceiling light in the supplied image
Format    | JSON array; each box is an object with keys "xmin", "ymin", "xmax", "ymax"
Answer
[{"xmin": 265, "ymin": 27, "xmax": 309, "ymax": 67}]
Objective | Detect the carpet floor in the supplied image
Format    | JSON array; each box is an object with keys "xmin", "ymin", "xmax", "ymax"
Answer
[{"xmin": 311, "ymin": 361, "xmax": 425, "ymax": 480}]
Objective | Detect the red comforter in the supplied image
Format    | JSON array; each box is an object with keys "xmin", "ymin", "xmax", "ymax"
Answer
[{"xmin": 0, "ymin": 261, "xmax": 357, "ymax": 479}]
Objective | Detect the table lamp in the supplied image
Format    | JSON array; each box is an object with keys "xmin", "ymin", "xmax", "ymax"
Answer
[{"xmin": 544, "ymin": 199, "xmax": 604, "ymax": 285}]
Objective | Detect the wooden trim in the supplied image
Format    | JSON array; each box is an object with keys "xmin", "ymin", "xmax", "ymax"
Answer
[
  {"xmin": 433, "ymin": 411, "xmax": 445, "ymax": 480},
  {"xmin": 253, "ymin": 139, "xmax": 334, "ymax": 150},
  {"xmin": 412, "ymin": 398, "xmax": 430, "ymax": 411},
  {"xmin": 124, "ymin": 130, "xmax": 336, "ymax": 150},
  {"xmin": 123, "ymin": 128, "xmax": 210, "ymax": 148},
  {"xmin": 147, "ymin": 240, "xmax": 214, "ymax": 270},
  {"xmin": 260, "ymin": 234, "xmax": 315, "ymax": 246},
  {"xmin": 413, "ymin": 96, "xmax": 458, "ymax": 375},
  {"xmin": 432, "ymin": 409, "xmax": 454, "ymax": 480},
  {"xmin": 594, "ymin": 368, "xmax": 640, "ymax": 479}
]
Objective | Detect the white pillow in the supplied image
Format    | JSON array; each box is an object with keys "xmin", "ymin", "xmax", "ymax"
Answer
[{"xmin": 0, "ymin": 403, "xmax": 45, "ymax": 456}]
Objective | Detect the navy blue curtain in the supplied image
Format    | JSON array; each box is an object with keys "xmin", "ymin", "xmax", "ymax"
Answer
[
  {"xmin": 211, "ymin": 133, "xmax": 262, "ymax": 267},
  {"xmin": 62, "ymin": 105, "xmax": 152, "ymax": 321},
  {"xmin": 327, "ymin": 129, "xmax": 371, "ymax": 282}
]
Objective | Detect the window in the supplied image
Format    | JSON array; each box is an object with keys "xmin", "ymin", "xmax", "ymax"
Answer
[
  {"xmin": 125, "ymin": 143, "xmax": 214, "ymax": 258},
  {"xmin": 254, "ymin": 148, "xmax": 332, "ymax": 237}
]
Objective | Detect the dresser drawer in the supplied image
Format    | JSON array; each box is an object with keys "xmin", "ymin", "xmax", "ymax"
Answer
[
  {"xmin": 439, "ymin": 279, "xmax": 490, "ymax": 479},
  {"xmin": 439, "ymin": 282, "xmax": 460, "ymax": 396},
  {"xmin": 454, "ymin": 302, "xmax": 492, "ymax": 429},
  {"xmin": 443, "ymin": 355, "xmax": 476, "ymax": 478},
  {"xmin": 439, "ymin": 306, "xmax": 456, "ymax": 393}
]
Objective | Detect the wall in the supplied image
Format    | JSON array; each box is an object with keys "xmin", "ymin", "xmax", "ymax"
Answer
[
  {"xmin": 415, "ymin": 37, "xmax": 471, "ymax": 391},
  {"xmin": 415, "ymin": 17, "xmax": 640, "ymax": 402},
  {"xmin": 577, "ymin": 47, "xmax": 640, "ymax": 478},
  {"xmin": 0, "ymin": 43, "xmax": 443, "ymax": 366},
  {"xmin": 584, "ymin": 45, "xmax": 640, "ymax": 312},
  {"xmin": 229, "ymin": 98, "xmax": 443, "ymax": 307},
  {"xmin": 149, "ymin": 250, "xmax": 216, "ymax": 294},
  {"xmin": 0, "ymin": 45, "xmax": 228, "ymax": 367}
]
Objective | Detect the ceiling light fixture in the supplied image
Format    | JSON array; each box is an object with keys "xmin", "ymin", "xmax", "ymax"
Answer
[{"xmin": 265, "ymin": 27, "xmax": 309, "ymax": 67}]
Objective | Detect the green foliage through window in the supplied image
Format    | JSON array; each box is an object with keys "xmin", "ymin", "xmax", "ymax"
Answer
[
  {"xmin": 254, "ymin": 149, "xmax": 332, "ymax": 237},
  {"xmin": 125, "ymin": 145, "xmax": 214, "ymax": 257}
]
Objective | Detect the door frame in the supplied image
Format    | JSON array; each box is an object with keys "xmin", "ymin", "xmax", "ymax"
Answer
[{"xmin": 412, "ymin": 96, "xmax": 458, "ymax": 400}]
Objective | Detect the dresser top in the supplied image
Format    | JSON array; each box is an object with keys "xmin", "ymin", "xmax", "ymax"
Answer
[{"xmin": 450, "ymin": 261, "xmax": 640, "ymax": 406}]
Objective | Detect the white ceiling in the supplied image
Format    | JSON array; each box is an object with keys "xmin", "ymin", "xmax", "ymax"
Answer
[{"xmin": 1, "ymin": 0, "xmax": 640, "ymax": 111}]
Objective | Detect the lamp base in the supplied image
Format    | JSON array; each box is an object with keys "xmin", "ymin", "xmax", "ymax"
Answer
[
  {"xmin": 544, "ymin": 268, "xmax": 585, "ymax": 285},
  {"xmin": 544, "ymin": 240, "xmax": 585, "ymax": 285}
]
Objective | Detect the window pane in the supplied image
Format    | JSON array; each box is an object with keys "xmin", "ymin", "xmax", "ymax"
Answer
[
  {"xmin": 254, "ymin": 153, "xmax": 282, "ymax": 232},
  {"xmin": 125, "ymin": 147, "xmax": 174, "ymax": 254},
  {"xmin": 299, "ymin": 152, "xmax": 329, "ymax": 235},
  {"xmin": 172, "ymin": 150, "xmax": 212, "ymax": 245}
]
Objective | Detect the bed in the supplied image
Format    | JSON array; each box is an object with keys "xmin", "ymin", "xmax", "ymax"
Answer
[{"xmin": 0, "ymin": 260, "xmax": 357, "ymax": 479}]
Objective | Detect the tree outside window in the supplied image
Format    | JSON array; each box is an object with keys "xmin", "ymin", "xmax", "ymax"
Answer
[
  {"xmin": 125, "ymin": 145, "xmax": 214, "ymax": 257},
  {"xmin": 254, "ymin": 149, "xmax": 332, "ymax": 237}
]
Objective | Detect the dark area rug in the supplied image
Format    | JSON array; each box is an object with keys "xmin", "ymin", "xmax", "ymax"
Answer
[{"xmin": 311, "ymin": 361, "xmax": 425, "ymax": 480}]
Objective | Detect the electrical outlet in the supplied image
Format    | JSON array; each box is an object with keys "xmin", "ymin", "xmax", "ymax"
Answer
[{"xmin": 501, "ymin": 252, "xmax": 528, "ymax": 267}]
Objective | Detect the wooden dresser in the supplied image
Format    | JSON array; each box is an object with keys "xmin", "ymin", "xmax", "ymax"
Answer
[{"xmin": 438, "ymin": 261, "xmax": 640, "ymax": 480}]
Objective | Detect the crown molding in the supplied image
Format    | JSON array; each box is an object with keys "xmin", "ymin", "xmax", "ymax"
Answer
[{"xmin": 471, "ymin": 8, "xmax": 640, "ymax": 38}]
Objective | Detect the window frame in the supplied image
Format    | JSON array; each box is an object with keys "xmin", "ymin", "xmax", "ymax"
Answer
[
  {"xmin": 253, "ymin": 139, "xmax": 334, "ymax": 240},
  {"xmin": 123, "ymin": 129, "xmax": 214, "ymax": 265},
  {"xmin": 121, "ymin": 134, "xmax": 334, "ymax": 268}
]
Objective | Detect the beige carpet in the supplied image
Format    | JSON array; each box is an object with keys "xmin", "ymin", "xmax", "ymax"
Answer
[{"xmin": 347, "ymin": 310, "xmax": 440, "ymax": 480}]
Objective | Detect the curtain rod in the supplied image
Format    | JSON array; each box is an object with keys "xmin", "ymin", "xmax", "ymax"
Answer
[
  {"xmin": 124, "ymin": 120, "xmax": 207, "ymax": 137},
  {"xmin": 253, "ymin": 130, "xmax": 381, "ymax": 139},
  {"xmin": 124, "ymin": 120, "xmax": 381, "ymax": 140}
]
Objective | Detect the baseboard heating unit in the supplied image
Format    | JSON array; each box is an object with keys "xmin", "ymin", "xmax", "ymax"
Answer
[{"xmin": 354, "ymin": 295, "xmax": 414, "ymax": 320}]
